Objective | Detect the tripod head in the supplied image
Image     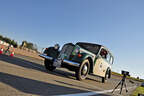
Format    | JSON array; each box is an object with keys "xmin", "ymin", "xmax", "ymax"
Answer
[
  {"xmin": 121, "ymin": 70, "xmax": 130, "ymax": 81},
  {"xmin": 122, "ymin": 70, "xmax": 129, "ymax": 76}
]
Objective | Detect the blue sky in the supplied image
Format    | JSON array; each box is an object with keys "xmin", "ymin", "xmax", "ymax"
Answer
[{"xmin": 0, "ymin": 0, "xmax": 144, "ymax": 79}]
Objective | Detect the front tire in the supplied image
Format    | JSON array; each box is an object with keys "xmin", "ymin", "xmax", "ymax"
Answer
[
  {"xmin": 44, "ymin": 59, "xmax": 56, "ymax": 71},
  {"xmin": 76, "ymin": 59, "xmax": 90, "ymax": 80}
]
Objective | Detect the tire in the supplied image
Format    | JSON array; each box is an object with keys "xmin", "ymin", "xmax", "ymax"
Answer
[
  {"xmin": 102, "ymin": 77, "xmax": 105, "ymax": 83},
  {"xmin": 44, "ymin": 59, "xmax": 56, "ymax": 71},
  {"xmin": 108, "ymin": 70, "xmax": 111, "ymax": 79},
  {"xmin": 76, "ymin": 59, "xmax": 90, "ymax": 80},
  {"xmin": 102, "ymin": 69, "xmax": 111, "ymax": 83}
]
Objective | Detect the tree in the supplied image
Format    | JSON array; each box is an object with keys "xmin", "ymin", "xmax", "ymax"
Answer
[
  {"xmin": 0, "ymin": 35, "xmax": 3, "ymax": 40},
  {"xmin": 3, "ymin": 37, "xmax": 11, "ymax": 44},
  {"xmin": 11, "ymin": 40, "xmax": 18, "ymax": 48},
  {"xmin": 0, "ymin": 35, "xmax": 18, "ymax": 48},
  {"xmin": 21, "ymin": 40, "xmax": 38, "ymax": 52}
]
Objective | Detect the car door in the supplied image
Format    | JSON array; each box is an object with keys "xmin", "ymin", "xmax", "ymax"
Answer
[{"xmin": 93, "ymin": 48, "xmax": 109, "ymax": 77}]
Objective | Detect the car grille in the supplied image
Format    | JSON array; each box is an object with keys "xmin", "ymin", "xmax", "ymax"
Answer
[{"xmin": 59, "ymin": 45, "xmax": 74, "ymax": 59}]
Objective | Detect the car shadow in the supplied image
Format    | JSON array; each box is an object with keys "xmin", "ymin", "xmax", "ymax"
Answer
[
  {"xmin": 0, "ymin": 54, "xmax": 101, "ymax": 83},
  {"xmin": 0, "ymin": 72, "xmax": 87, "ymax": 95},
  {"xmin": 86, "ymin": 77, "xmax": 102, "ymax": 83},
  {"xmin": 54, "ymin": 80, "xmax": 100, "ymax": 91},
  {"xmin": 0, "ymin": 54, "xmax": 75, "ymax": 78}
]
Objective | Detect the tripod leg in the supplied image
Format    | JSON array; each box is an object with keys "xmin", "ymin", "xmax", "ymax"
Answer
[
  {"xmin": 120, "ymin": 80, "xmax": 124, "ymax": 94},
  {"xmin": 124, "ymin": 82, "xmax": 128, "ymax": 92},
  {"xmin": 112, "ymin": 80, "xmax": 122, "ymax": 93}
]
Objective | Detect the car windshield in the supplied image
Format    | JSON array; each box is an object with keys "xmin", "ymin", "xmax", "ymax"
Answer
[{"xmin": 76, "ymin": 42, "xmax": 101, "ymax": 55}]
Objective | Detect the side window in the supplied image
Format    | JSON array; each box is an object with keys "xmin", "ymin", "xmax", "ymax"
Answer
[
  {"xmin": 106, "ymin": 53, "xmax": 111, "ymax": 62},
  {"xmin": 110, "ymin": 56, "xmax": 113, "ymax": 64},
  {"xmin": 100, "ymin": 48, "xmax": 114, "ymax": 64},
  {"xmin": 100, "ymin": 49, "xmax": 108, "ymax": 59}
]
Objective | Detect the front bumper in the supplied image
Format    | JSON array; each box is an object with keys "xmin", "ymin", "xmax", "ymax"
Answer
[
  {"xmin": 63, "ymin": 59, "xmax": 80, "ymax": 67},
  {"xmin": 39, "ymin": 54, "xmax": 53, "ymax": 60},
  {"xmin": 39, "ymin": 54, "xmax": 80, "ymax": 68}
]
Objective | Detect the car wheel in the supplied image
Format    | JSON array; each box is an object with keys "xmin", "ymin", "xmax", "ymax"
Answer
[
  {"xmin": 102, "ymin": 77, "xmax": 105, "ymax": 83},
  {"xmin": 76, "ymin": 59, "xmax": 90, "ymax": 80},
  {"xmin": 105, "ymin": 69, "xmax": 111, "ymax": 80},
  {"xmin": 44, "ymin": 59, "xmax": 56, "ymax": 71},
  {"xmin": 102, "ymin": 69, "xmax": 111, "ymax": 83},
  {"xmin": 105, "ymin": 73, "xmax": 109, "ymax": 80},
  {"xmin": 108, "ymin": 70, "xmax": 111, "ymax": 79}
]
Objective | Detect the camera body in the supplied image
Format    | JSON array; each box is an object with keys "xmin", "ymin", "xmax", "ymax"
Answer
[{"xmin": 121, "ymin": 70, "xmax": 129, "ymax": 76}]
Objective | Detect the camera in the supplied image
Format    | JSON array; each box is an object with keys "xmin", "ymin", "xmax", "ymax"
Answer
[{"xmin": 121, "ymin": 70, "xmax": 129, "ymax": 76}]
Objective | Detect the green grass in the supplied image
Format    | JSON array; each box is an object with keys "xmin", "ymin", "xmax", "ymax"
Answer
[
  {"xmin": 112, "ymin": 71, "xmax": 123, "ymax": 76},
  {"xmin": 131, "ymin": 86, "xmax": 144, "ymax": 96},
  {"xmin": 112, "ymin": 71, "xmax": 144, "ymax": 82}
]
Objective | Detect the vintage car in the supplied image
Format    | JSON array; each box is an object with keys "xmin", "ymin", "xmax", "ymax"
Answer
[{"xmin": 40, "ymin": 42, "xmax": 114, "ymax": 83}]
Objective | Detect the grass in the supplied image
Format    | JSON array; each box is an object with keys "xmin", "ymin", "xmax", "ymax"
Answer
[
  {"xmin": 131, "ymin": 86, "xmax": 144, "ymax": 96},
  {"xmin": 112, "ymin": 71, "xmax": 144, "ymax": 82},
  {"xmin": 112, "ymin": 71, "xmax": 123, "ymax": 76}
]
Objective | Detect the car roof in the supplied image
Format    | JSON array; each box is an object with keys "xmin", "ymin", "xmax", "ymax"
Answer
[
  {"xmin": 76, "ymin": 42, "xmax": 102, "ymax": 47},
  {"xmin": 76, "ymin": 42, "xmax": 114, "ymax": 57}
]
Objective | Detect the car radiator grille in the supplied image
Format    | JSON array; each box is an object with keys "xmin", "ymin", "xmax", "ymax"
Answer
[{"xmin": 59, "ymin": 45, "xmax": 74, "ymax": 59}]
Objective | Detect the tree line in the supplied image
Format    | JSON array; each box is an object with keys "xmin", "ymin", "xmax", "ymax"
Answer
[
  {"xmin": 0, "ymin": 35, "xmax": 18, "ymax": 48},
  {"xmin": 0, "ymin": 35, "xmax": 38, "ymax": 52},
  {"xmin": 21, "ymin": 41, "xmax": 38, "ymax": 52}
]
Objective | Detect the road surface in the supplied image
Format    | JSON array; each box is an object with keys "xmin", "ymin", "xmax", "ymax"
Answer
[{"xmin": 0, "ymin": 54, "xmax": 139, "ymax": 96}]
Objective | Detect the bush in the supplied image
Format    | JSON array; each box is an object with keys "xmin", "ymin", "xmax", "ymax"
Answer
[{"xmin": 21, "ymin": 41, "xmax": 37, "ymax": 52}]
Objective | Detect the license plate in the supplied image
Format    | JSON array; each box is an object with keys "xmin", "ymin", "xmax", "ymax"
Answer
[{"xmin": 53, "ymin": 59, "xmax": 62, "ymax": 67}]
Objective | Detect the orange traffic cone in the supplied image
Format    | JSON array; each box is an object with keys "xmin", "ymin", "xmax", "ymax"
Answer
[
  {"xmin": 0, "ymin": 48, "xmax": 3, "ymax": 54},
  {"xmin": 10, "ymin": 51, "xmax": 14, "ymax": 57},
  {"xmin": 0, "ymin": 45, "xmax": 4, "ymax": 54},
  {"xmin": 10, "ymin": 48, "xmax": 15, "ymax": 57}
]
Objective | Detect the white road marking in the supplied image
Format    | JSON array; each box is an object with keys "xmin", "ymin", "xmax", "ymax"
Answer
[{"xmin": 58, "ymin": 86, "xmax": 137, "ymax": 96}]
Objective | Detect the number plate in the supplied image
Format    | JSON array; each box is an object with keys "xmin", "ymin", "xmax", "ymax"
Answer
[{"xmin": 53, "ymin": 59, "xmax": 62, "ymax": 67}]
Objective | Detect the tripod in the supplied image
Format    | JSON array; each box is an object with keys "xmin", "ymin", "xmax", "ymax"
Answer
[{"xmin": 112, "ymin": 74, "xmax": 128, "ymax": 94}]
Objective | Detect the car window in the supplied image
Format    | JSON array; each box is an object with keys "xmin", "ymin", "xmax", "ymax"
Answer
[
  {"xmin": 77, "ymin": 43, "xmax": 100, "ymax": 55},
  {"xmin": 100, "ymin": 49, "xmax": 108, "ymax": 59},
  {"xmin": 106, "ymin": 53, "xmax": 111, "ymax": 62},
  {"xmin": 110, "ymin": 56, "xmax": 113, "ymax": 64}
]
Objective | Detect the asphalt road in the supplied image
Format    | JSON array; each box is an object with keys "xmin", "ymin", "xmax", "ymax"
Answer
[{"xmin": 0, "ymin": 54, "xmax": 139, "ymax": 96}]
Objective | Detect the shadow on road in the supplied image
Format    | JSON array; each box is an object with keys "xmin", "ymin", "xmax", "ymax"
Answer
[
  {"xmin": 0, "ymin": 54, "xmax": 112, "ymax": 95},
  {"xmin": 0, "ymin": 54, "xmax": 101, "ymax": 83},
  {"xmin": 55, "ymin": 80, "xmax": 99, "ymax": 91},
  {"xmin": 0, "ymin": 54, "xmax": 76, "ymax": 79},
  {"xmin": 0, "ymin": 72, "xmax": 87, "ymax": 95}
]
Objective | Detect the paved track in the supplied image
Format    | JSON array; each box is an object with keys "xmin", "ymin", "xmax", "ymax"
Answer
[{"xmin": 0, "ymin": 54, "xmax": 139, "ymax": 96}]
